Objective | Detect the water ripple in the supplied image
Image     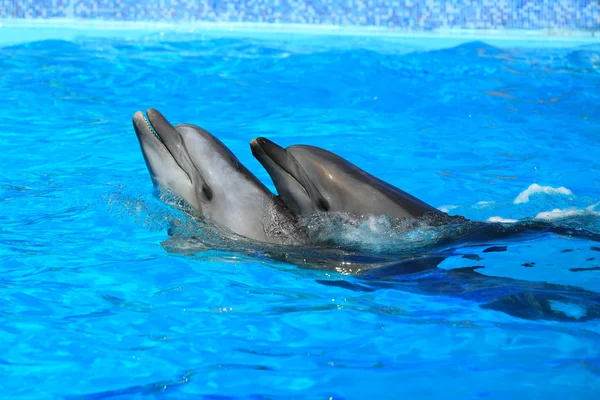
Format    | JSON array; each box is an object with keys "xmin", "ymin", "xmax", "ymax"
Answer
[{"xmin": 0, "ymin": 33, "xmax": 599, "ymax": 397}]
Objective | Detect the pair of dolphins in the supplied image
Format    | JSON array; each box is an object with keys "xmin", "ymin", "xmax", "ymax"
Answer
[
  {"xmin": 132, "ymin": 108, "xmax": 453, "ymax": 247},
  {"xmin": 132, "ymin": 109, "xmax": 600, "ymax": 323}
]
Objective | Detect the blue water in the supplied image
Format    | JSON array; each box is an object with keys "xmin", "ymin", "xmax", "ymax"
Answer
[{"xmin": 1, "ymin": 29, "xmax": 600, "ymax": 398}]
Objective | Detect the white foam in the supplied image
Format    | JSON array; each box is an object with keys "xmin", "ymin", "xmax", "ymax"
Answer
[
  {"xmin": 438, "ymin": 204, "xmax": 460, "ymax": 213},
  {"xmin": 534, "ymin": 208, "xmax": 575, "ymax": 221},
  {"xmin": 586, "ymin": 202, "xmax": 600, "ymax": 211},
  {"xmin": 533, "ymin": 207, "xmax": 600, "ymax": 221},
  {"xmin": 548, "ymin": 300, "xmax": 588, "ymax": 320},
  {"xmin": 486, "ymin": 216, "xmax": 518, "ymax": 223},
  {"xmin": 513, "ymin": 183, "xmax": 574, "ymax": 204}
]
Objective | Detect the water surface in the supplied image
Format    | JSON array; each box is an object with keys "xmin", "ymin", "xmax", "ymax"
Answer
[{"xmin": 1, "ymin": 30, "xmax": 600, "ymax": 398}]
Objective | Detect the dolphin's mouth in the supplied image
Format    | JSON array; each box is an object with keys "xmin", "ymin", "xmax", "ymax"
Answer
[
  {"xmin": 141, "ymin": 112, "xmax": 164, "ymax": 144},
  {"xmin": 133, "ymin": 109, "xmax": 172, "ymax": 147},
  {"xmin": 132, "ymin": 108, "xmax": 193, "ymax": 185}
]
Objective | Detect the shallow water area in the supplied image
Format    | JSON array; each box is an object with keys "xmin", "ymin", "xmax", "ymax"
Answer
[{"xmin": 1, "ymin": 25, "xmax": 600, "ymax": 398}]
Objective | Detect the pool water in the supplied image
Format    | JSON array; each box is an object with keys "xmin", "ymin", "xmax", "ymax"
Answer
[{"xmin": 1, "ymin": 27, "xmax": 600, "ymax": 398}]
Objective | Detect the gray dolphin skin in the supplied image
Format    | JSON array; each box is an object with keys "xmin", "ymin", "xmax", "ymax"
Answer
[
  {"xmin": 132, "ymin": 109, "xmax": 306, "ymax": 245},
  {"xmin": 250, "ymin": 137, "xmax": 449, "ymax": 220}
]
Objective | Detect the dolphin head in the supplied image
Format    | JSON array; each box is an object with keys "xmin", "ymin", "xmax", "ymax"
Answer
[
  {"xmin": 132, "ymin": 109, "xmax": 299, "ymax": 243},
  {"xmin": 250, "ymin": 137, "xmax": 444, "ymax": 220},
  {"xmin": 250, "ymin": 137, "xmax": 330, "ymax": 216}
]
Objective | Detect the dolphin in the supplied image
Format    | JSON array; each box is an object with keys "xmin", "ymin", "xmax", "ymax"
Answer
[
  {"xmin": 250, "ymin": 137, "xmax": 457, "ymax": 222},
  {"xmin": 249, "ymin": 138, "xmax": 600, "ymax": 247},
  {"xmin": 132, "ymin": 109, "xmax": 307, "ymax": 245}
]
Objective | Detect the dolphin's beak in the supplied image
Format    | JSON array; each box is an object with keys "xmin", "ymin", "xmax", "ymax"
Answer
[
  {"xmin": 132, "ymin": 108, "xmax": 180, "ymax": 149},
  {"xmin": 132, "ymin": 109, "xmax": 194, "ymax": 193},
  {"xmin": 139, "ymin": 109, "xmax": 196, "ymax": 183},
  {"xmin": 145, "ymin": 108, "xmax": 184, "ymax": 154},
  {"xmin": 132, "ymin": 110, "xmax": 174, "ymax": 176},
  {"xmin": 251, "ymin": 137, "xmax": 303, "ymax": 184},
  {"xmin": 132, "ymin": 110, "xmax": 160, "ymax": 145},
  {"xmin": 251, "ymin": 137, "xmax": 327, "ymax": 214}
]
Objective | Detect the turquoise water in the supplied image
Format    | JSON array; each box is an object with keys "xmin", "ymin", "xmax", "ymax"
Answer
[{"xmin": 1, "ymin": 28, "xmax": 600, "ymax": 398}]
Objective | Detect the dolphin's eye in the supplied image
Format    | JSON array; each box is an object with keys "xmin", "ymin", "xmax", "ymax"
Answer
[
  {"xmin": 318, "ymin": 198, "xmax": 330, "ymax": 212},
  {"xmin": 202, "ymin": 185, "xmax": 213, "ymax": 201}
]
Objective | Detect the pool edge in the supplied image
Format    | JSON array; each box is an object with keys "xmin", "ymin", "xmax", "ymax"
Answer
[{"xmin": 1, "ymin": 18, "xmax": 599, "ymax": 39}]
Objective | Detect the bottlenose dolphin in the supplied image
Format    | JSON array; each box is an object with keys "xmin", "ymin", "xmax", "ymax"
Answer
[
  {"xmin": 249, "ymin": 137, "xmax": 600, "ymax": 247},
  {"xmin": 250, "ymin": 137, "xmax": 456, "ymax": 222},
  {"xmin": 132, "ymin": 109, "xmax": 306, "ymax": 245}
]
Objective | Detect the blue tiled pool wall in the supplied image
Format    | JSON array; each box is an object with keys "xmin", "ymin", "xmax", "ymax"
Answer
[{"xmin": 1, "ymin": 1, "xmax": 599, "ymax": 30}]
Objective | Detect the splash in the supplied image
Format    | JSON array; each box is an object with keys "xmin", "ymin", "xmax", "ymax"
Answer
[
  {"xmin": 105, "ymin": 186, "xmax": 175, "ymax": 232},
  {"xmin": 147, "ymin": 194, "xmax": 600, "ymax": 267},
  {"xmin": 534, "ymin": 202, "xmax": 600, "ymax": 222},
  {"xmin": 298, "ymin": 212, "xmax": 446, "ymax": 253},
  {"xmin": 104, "ymin": 185, "xmax": 200, "ymax": 234},
  {"xmin": 108, "ymin": 182, "xmax": 600, "ymax": 273},
  {"xmin": 514, "ymin": 183, "xmax": 574, "ymax": 204},
  {"xmin": 487, "ymin": 216, "xmax": 518, "ymax": 223},
  {"xmin": 438, "ymin": 204, "xmax": 461, "ymax": 213}
]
